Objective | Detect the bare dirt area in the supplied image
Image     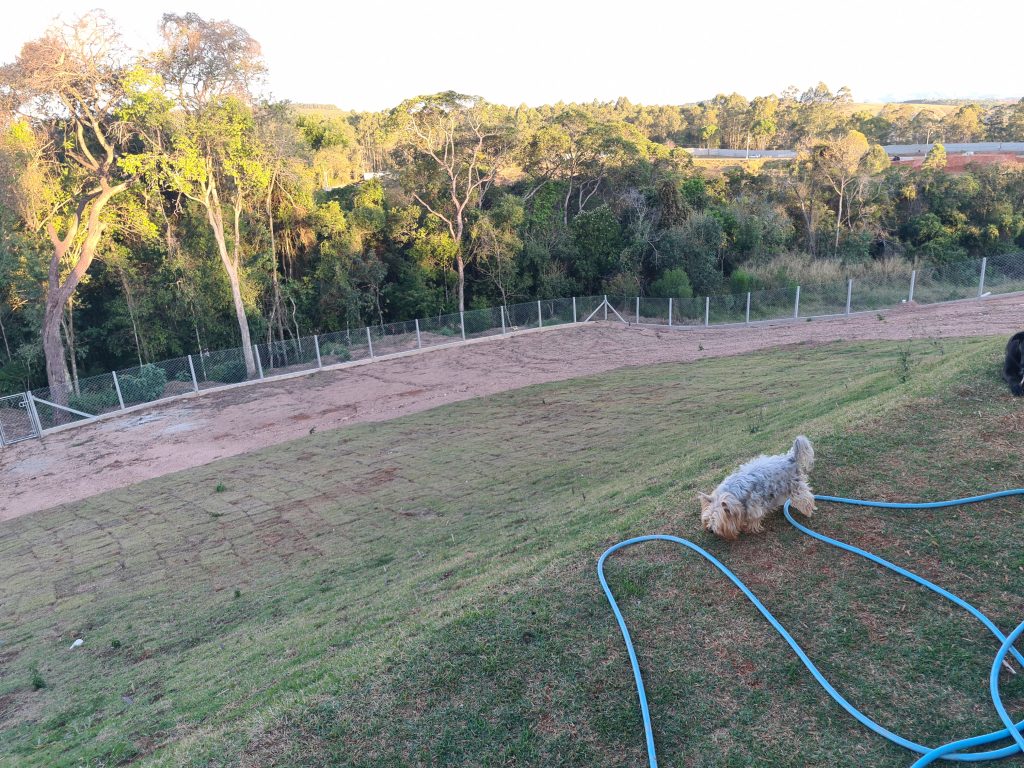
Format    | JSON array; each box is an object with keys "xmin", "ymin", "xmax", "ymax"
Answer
[
  {"xmin": 893, "ymin": 152, "xmax": 1024, "ymax": 172},
  {"xmin": 3, "ymin": 295, "xmax": 1022, "ymax": 519}
]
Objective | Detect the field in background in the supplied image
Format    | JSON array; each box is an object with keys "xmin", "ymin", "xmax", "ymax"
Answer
[{"xmin": 3, "ymin": 336, "xmax": 1024, "ymax": 766}]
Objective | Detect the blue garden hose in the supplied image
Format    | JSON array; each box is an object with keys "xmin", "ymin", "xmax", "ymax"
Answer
[{"xmin": 597, "ymin": 489, "xmax": 1024, "ymax": 767}]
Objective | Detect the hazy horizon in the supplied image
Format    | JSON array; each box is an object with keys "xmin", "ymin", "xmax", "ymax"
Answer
[{"xmin": 2, "ymin": 0, "xmax": 1021, "ymax": 111}]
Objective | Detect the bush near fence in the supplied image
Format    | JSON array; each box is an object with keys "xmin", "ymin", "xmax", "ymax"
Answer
[{"xmin": 6, "ymin": 253, "xmax": 1022, "ymax": 438}]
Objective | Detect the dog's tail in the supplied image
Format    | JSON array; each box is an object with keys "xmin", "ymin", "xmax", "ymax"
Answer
[{"xmin": 789, "ymin": 435, "xmax": 814, "ymax": 473}]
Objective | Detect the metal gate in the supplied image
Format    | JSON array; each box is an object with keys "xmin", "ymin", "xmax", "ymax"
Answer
[{"xmin": 0, "ymin": 393, "xmax": 41, "ymax": 445}]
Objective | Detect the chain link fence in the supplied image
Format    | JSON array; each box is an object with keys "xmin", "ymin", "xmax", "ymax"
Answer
[{"xmin": 5, "ymin": 252, "xmax": 1022, "ymax": 444}]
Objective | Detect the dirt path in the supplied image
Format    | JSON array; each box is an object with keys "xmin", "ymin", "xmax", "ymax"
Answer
[{"xmin": 3, "ymin": 296, "xmax": 1021, "ymax": 520}]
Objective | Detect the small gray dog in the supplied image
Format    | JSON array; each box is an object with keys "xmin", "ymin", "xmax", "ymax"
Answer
[{"xmin": 699, "ymin": 436, "xmax": 816, "ymax": 540}]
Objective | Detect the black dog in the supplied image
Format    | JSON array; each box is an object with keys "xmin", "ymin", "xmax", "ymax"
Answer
[{"xmin": 1003, "ymin": 332, "xmax": 1024, "ymax": 396}]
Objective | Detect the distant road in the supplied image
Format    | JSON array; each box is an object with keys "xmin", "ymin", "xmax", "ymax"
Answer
[{"xmin": 685, "ymin": 142, "xmax": 1024, "ymax": 159}]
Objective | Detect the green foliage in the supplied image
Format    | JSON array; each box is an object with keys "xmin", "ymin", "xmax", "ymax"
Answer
[
  {"xmin": 650, "ymin": 268, "xmax": 693, "ymax": 298},
  {"xmin": 207, "ymin": 359, "xmax": 248, "ymax": 384},
  {"xmin": 118, "ymin": 364, "xmax": 168, "ymax": 403},
  {"xmin": 727, "ymin": 268, "xmax": 758, "ymax": 294},
  {"xmin": 923, "ymin": 143, "xmax": 948, "ymax": 171},
  {"xmin": 570, "ymin": 205, "xmax": 623, "ymax": 286},
  {"xmin": 29, "ymin": 664, "xmax": 45, "ymax": 691},
  {"xmin": 68, "ymin": 389, "xmax": 120, "ymax": 415},
  {"xmin": 318, "ymin": 342, "xmax": 351, "ymax": 362}
]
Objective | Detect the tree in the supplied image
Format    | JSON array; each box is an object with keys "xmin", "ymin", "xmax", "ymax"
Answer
[
  {"xmin": 144, "ymin": 12, "xmax": 269, "ymax": 378},
  {"xmin": 391, "ymin": 91, "xmax": 517, "ymax": 311},
  {"xmin": 0, "ymin": 13, "xmax": 137, "ymax": 404},
  {"xmin": 922, "ymin": 142, "xmax": 947, "ymax": 171},
  {"xmin": 817, "ymin": 130, "xmax": 871, "ymax": 256}
]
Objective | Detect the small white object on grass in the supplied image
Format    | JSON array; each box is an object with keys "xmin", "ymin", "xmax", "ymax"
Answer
[{"xmin": 69, "ymin": 638, "xmax": 84, "ymax": 649}]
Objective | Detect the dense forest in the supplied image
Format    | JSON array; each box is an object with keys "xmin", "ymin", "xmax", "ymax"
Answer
[{"xmin": 2, "ymin": 11, "xmax": 1024, "ymax": 397}]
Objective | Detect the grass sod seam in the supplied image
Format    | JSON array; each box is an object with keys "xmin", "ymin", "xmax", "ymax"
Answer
[{"xmin": 0, "ymin": 337, "xmax": 1019, "ymax": 767}]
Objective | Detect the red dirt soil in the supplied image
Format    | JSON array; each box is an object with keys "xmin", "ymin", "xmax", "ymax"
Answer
[
  {"xmin": 2, "ymin": 295, "xmax": 1022, "ymax": 520},
  {"xmin": 892, "ymin": 153, "xmax": 1024, "ymax": 172}
]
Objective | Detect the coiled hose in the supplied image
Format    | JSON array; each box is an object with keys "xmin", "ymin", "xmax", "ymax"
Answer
[{"xmin": 597, "ymin": 490, "xmax": 1024, "ymax": 767}]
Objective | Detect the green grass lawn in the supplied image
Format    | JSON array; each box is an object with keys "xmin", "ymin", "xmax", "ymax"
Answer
[{"xmin": 2, "ymin": 336, "xmax": 1023, "ymax": 767}]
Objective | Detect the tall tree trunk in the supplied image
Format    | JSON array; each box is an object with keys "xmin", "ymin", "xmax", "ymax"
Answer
[
  {"xmin": 205, "ymin": 182, "xmax": 256, "ymax": 378},
  {"xmin": 0, "ymin": 310, "xmax": 11, "ymax": 362},
  {"xmin": 61, "ymin": 303, "xmax": 80, "ymax": 396},
  {"xmin": 42, "ymin": 179, "xmax": 125, "ymax": 408},
  {"xmin": 834, "ymin": 186, "xmax": 843, "ymax": 257},
  {"xmin": 42, "ymin": 313, "xmax": 70, "ymax": 401},
  {"xmin": 119, "ymin": 269, "xmax": 145, "ymax": 367},
  {"xmin": 455, "ymin": 218, "xmax": 466, "ymax": 312},
  {"xmin": 267, "ymin": 170, "xmax": 286, "ymax": 346}
]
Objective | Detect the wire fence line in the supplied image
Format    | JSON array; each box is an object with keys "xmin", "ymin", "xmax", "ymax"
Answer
[{"xmin": 2, "ymin": 253, "xmax": 1022, "ymax": 447}]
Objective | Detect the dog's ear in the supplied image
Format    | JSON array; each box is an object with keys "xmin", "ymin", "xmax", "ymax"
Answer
[
  {"xmin": 716, "ymin": 496, "xmax": 742, "ymax": 540},
  {"xmin": 698, "ymin": 492, "xmax": 712, "ymax": 513}
]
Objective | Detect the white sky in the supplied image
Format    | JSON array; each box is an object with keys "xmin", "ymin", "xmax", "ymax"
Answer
[{"xmin": 2, "ymin": 0, "xmax": 1020, "ymax": 110}]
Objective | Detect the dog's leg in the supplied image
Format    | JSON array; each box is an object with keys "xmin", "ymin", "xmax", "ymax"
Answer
[{"xmin": 790, "ymin": 482, "xmax": 816, "ymax": 517}]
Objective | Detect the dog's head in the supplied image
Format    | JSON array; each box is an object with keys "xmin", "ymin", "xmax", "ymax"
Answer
[{"xmin": 699, "ymin": 490, "xmax": 744, "ymax": 540}]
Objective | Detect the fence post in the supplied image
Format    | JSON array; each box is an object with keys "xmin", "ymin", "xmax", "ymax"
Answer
[
  {"xmin": 460, "ymin": 311, "xmax": 467, "ymax": 340},
  {"xmin": 414, "ymin": 320, "xmax": 422, "ymax": 349},
  {"xmin": 572, "ymin": 297, "xmax": 577, "ymax": 324},
  {"xmin": 537, "ymin": 300, "xmax": 543, "ymax": 328},
  {"xmin": 978, "ymin": 257, "xmax": 988, "ymax": 298},
  {"xmin": 704, "ymin": 296, "xmax": 710, "ymax": 327},
  {"xmin": 253, "ymin": 345, "xmax": 265, "ymax": 379},
  {"xmin": 603, "ymin": 295, "xmax": 608, "ymax": 321},
  {"xmin": 501, "ymin": 306, "xmax": 507, "ymax": 334},
  {"xmin": 908, "ymin": 270, "xmax": 916, "ymax": 303},
  {"xmin": 794, "ymin": 286, "xmax": 801, "ymax": 319},
  {"xmin": 668, "ymin": 297, "xmax": 673, "ymax": 326},
  {"xmin": 636, "ymin": 296, "xmax": 641, "ymax": 324},
  {"xmin": 745, "ymin": 292, "xmax": 751, "ymax": 324},
  {"xmin": 366, "ymin": 327, "xmax": 374, "ymax": 358},
  {"xmin": 846, "ymin": 279, "xmax": 853, "ymax": 315},
  {"xmin": 111, "ymin": 370, "xmax": 126, "ymax": 410},
  {"xmin": 313, "ymin": 336, "xmax": 323, "ymax": 368},
  {"xmin": 187, "ymin": 354, "xmax": 200, "ymax": 391},
  {"xmin": 26, "ymin": 392, "xmax": 43, "ymax": 435}
]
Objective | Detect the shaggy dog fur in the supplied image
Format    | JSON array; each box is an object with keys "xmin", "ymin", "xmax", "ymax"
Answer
[
  {"xmin": 699, "ymin": 436, "xmax": 816, "ymax": 540},
  {"xmin": 1002, "ymin": 332, "xmax": 1024, "ymax": 397}
]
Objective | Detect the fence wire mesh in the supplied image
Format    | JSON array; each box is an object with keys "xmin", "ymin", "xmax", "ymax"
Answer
[
  {"xmin": 913, "ymin": 260, "xmax": 981, "ymax": 304},
  {"xmin": 317, "ymin": 329, "xmax": 369, "ymax": 365},
  {"xmin": 539, "ymin": 298, "xmax": 575, "ymax": 327},
  {"xmin": 506, "ymin": 301, "xmax": 540, "ymax": 329},
  {"xmin": 194, "ymin": 347, "xmax": 249, "ymax": 388},
  {"xmin": 797, "ymin": 282, "xmax": 849, "ymax": 317},
  {"xmin": 0, "ymin": 393, "xmax": 37, "ymax": 444},
  {"xmin": 366, "ymin": 321, "xmax": 419, "ymax": 358},
  {"xmin": 850, "ymin": 273, "xmax": 914, "ymax": 313},
  {"xmin": 418, "ymin": 312, "xmax": 464, "ymax": 346},
  {"xmin": 749, "ymin": 287, "xmax": 798, "ymax": 321},
  {"xmin": 576, "ymin": 295, "xmax": 605, "ymax": 322},
  {"xmin": 708, "ymin": 294, "xmax": 746, "ymax": 325},
  {"xmin": 463, "ymin": 307, "xmax": 505, "ymax": 339},
  {"xmin": 638, "ymin": 297, "xmax": 670, "ymax": 324},
  {"xmin": 672, "ymin": 296, "xmax": 706, "ymax": 325},
  {"xmin": 984, "ymin": 253, "xmax": 1024, "ymax": 297}
]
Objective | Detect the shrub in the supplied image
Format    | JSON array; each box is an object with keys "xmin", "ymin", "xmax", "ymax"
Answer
[
  {"xmin": 118, "ymin": 364, "xmax": 168, "ymax": 404},
  {"xmin": 207, "ymin": 359, "xmax": 248, "ymax": 384},
  {"xmin": 728, "ymin": 268, "xmax": 759, "ymax": 294},
  {"xmin": 68, "ymin": 388, "xmax": 120, "ymax": 414},
  {"xmin": 462, "ymin": 309, "xmax": 495, "ymax": 334},
  {"xmin": 318, "ymin": 342, "xmax": 351, "ymax": 362},
  {"xmin": 650, "ymin": 268, "xmax": 693, "ymax": 299}
]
